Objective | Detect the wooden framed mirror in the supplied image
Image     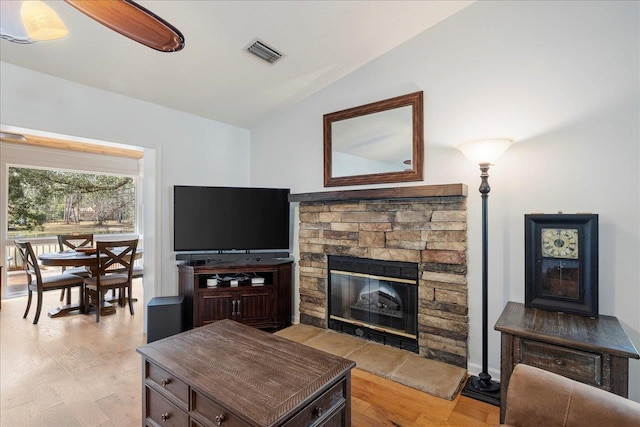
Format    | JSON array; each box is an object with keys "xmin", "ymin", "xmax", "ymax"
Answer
[{"xmin": 323, "ymin": 91, "xmax": 423, "ymax": 187}]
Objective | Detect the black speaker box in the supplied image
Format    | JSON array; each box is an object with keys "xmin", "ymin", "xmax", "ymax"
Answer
[{"xmin": 147, "ymin": 296, "xmax": 185, "ymax": 343}]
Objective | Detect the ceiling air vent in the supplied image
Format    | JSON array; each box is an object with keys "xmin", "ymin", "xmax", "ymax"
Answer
[{"xmin": 247, "ymin": 39, "xmax": 283, "ymax": 64}]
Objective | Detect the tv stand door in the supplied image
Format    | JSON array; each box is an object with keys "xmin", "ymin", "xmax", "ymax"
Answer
[
  {"xmin": 238, "ymin": 287, "xmax": 272, "ymax": 325},
  {"xmin": 198, "ymin": 288, "xmax": 272, "ymax": 326},
  {"xmin": 199, "ymin": 290, "xmax": 234, "ymax": 325}
]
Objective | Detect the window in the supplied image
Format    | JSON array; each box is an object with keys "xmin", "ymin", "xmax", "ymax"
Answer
[
  {"xmin": 8, "ymin": 167, "xmax": 136, "ymax": 239},
  {"xmin": 1, "ymin": 136, "xmax": 143, "ymax": 298}
]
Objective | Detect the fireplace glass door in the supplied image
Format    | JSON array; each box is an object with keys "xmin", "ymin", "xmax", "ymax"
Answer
[{"xmin": 328, "ymin": 256, "xmax": 418, "ymax": 352}]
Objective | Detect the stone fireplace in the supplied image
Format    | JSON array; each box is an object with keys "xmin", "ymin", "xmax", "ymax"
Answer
[{"xmin": 291, "ymin": 184, "xmax": 469, "ymax": 367}]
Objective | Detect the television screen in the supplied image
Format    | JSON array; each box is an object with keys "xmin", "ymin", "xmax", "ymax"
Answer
[{"xmin": 174, "ymin": 186, "xmax": 290, "ymax": 252}]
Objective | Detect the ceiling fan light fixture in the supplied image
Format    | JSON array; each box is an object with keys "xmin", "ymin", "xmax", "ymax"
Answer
[
  {"xmin": 0, "ymin": 131, "xmax": 28, "ymax": 142},
  {"xmin": 64, "ymin": 0, "xmax": 185, "ymax": 52},
  {"xmin": 21, "ymin": 0, "xmax": 68, "ymax": 41},
  {"xmin": 0, "ymin": 0, "xmax": 34, "ymax": 43},
  {"xmin": 247, "ymin": 39, "xmax": 283, "ymax": 64}
]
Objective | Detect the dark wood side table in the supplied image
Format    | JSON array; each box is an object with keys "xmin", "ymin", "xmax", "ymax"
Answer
[
  {"xmin": 495, "ymin": 301, "xmax": 639, "ymax": 422},
  {"xmin": 137, "ymin": 319, "xmax": 355, "ymax": 426}
]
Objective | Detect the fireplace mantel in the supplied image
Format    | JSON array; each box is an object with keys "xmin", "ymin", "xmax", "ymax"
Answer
[{"xmin": 289, "ymin": 183, "xmax": 467, "ymax": 203}]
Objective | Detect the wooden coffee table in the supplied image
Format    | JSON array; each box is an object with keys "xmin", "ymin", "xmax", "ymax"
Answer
[{"xmin": 137, "ymin": 319, "xmax": 356, "ymax": 426}]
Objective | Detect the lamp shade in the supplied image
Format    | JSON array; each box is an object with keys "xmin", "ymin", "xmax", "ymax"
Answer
[
  {"xmin": 456, "ymin": 138, "xmax": 514, "ymax": 165},
  {"xmin": 21, "ymin": 0, "xmax": 68, "ymax": 41}
]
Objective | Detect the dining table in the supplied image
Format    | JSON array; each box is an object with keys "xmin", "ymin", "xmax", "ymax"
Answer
[{"xmin": 39, "ymin": 248, "xmax": 142, "ymax": 318}]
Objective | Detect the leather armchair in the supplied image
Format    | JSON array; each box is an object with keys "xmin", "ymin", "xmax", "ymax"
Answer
[{"xmin": 502, "ymin": 364, "xmax": 640, "ymax": 427}]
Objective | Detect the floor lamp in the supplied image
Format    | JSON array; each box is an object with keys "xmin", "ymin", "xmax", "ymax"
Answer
[{"xmin": 456, "ymin": 138, "xmax": 514, "ymax": 406}]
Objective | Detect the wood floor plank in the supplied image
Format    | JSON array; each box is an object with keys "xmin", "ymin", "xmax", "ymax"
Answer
[
  {"xmin": 351, "ymin": 369, "xmax": 457, "ymax": 422},
  {"xmin": 451, "ymin": 396, "xmax": 498, "ymax": 424}
]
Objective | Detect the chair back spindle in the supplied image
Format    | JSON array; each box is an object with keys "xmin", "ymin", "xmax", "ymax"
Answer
[
  {"xmin": 15, "ymin": 241, "xmax": 42, "ymax": 285},
  {"xmin": 57, "ymin": 233, "xmax": 94, "ymax": 252},
  {"xmin": 57, "ymin": 234, "xmax": 94, "ymax": 301}
]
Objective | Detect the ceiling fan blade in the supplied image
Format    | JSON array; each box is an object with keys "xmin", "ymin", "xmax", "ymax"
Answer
[{"xmin": 64, "ymin": 0, "xmax": 184, "ymax": 52}]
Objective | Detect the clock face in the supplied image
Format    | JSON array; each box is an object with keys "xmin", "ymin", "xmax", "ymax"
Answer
[{"xmin": 541, "ymin": 228, "xmax": 579, "ymax": 259}]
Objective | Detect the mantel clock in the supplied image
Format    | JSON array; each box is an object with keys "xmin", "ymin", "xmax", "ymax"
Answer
[{"xmin": 525, "ymin": 213, "xmax": 598, "ymax": 317}]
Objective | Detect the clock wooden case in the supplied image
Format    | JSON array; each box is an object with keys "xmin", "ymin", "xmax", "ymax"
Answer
[{"xmin": 525, "ymin": 214, "xmax": 598, "ymax": 317}]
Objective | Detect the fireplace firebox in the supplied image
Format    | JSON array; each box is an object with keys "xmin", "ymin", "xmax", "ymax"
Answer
[{"xmin": 328, "ymin": 256, "xmax": 418, "ymax": 353}]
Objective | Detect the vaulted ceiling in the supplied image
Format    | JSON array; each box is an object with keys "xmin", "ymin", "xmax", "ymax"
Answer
[{"xmin": 0, "ymin": 1, "xmax": 473, "ymax": 129}]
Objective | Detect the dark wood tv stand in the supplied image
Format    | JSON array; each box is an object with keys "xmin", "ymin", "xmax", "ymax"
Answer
[{"xmin": 178, "ymin": 258, "xmax": 293, "ymax": 330}]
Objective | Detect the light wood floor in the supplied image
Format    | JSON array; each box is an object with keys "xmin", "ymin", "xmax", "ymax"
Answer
[{"xmin": 0, "ymin": 282, "xmax": 499, "ymax": 426}]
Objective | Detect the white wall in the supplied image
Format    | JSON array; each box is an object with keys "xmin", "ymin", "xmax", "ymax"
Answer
[
  {"xmin": 0, "ymin": 62, "xmax": 251, "ymax": 322},
  {"xmin": 250, "ymin": 1, "xmax": 640, "ymax": 400}
]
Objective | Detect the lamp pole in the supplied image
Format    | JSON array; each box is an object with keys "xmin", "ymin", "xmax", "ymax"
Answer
[
  {"xmin": 479, "ymin": 163, "xmax": 492, "ymax": 385},
  {"xmin": 482, "ymin": 164, "xmax": 499, "ymax": 380},
  {"xmin": 456, "ymin": 138, "xmax": 514, "ymax": 406},
  {"xmin": 460, "ymin": 162, "xmax": 500, "ymax": 405}
]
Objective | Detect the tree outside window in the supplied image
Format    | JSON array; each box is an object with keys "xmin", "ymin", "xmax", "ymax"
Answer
[{"xmin": 8, "ymin": 167, "xmax": 136, "ymax": 238}]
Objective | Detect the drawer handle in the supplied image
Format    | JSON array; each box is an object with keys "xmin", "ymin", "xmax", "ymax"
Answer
[
  {"xmin": 215, "ymin": 414, "xmax": 226, "ymax": 425},
  {"xmin": 554, "ymin": 359, "xmax": 566, "ymax": 366},
  {"xmin": 160, "ymin": 412, "xmax": 170, "ymax": 422},
  {"xmin": 313, "ymin": 407, "xmax": 323, "ymax": 418},
  {"xmin": 160, "ymin": 378, "xmax": 171, "ymax": 387}
]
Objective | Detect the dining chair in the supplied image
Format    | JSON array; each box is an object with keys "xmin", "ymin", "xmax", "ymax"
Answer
[
  {"xmin": 57, "ymin": 233, "xmax": 94, "ymax": 302},
  {"xmin": 15, "ymin": 240, "xmax": 85, "ymax": 324},
  {"xmin": 83, "ymin": 239, "xmax": 138, "ymax": 322}
]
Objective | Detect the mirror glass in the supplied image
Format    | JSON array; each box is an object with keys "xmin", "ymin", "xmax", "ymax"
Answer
[{"xmin": 324, "ymin": 91, "xmax": 423, "ymax": 187}]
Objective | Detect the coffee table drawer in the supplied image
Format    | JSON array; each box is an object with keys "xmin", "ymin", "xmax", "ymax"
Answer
[
  {"xmin": 318, "ymin": 406, "xmax": 346, "ymax": 427},
  {"xmin": 191, "ymin": 389, "xmax": 247, "ymax": 427},
  {"xmin": 146, "ymin": 361, "xmax": 189, "ymax": 406},
  {"xmin": 520, "ymin": 339, "xmax": 602, "ymax": 386},
  {"xmin": 282, "ymin": 379, "xmax": 346, "ymax": 427},
  {"xmin": 146, "ymin": 386, "xmax": 189, "ymax": 427}
]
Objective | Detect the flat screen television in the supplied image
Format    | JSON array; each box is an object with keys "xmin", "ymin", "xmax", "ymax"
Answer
[{"xmin": 174, "ymin": 186, "xmax": 290, "ymax": 252}]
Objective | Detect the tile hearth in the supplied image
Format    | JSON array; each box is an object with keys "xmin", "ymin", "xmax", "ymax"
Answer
[{"xmin": 275, "ymin": 323, "xmax": 467, "ymax": 401}]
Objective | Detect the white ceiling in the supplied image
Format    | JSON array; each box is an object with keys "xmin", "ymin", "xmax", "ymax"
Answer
[{"xmin": 0, "ymin": 1, "xmax": 473, "ymax": 129}]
